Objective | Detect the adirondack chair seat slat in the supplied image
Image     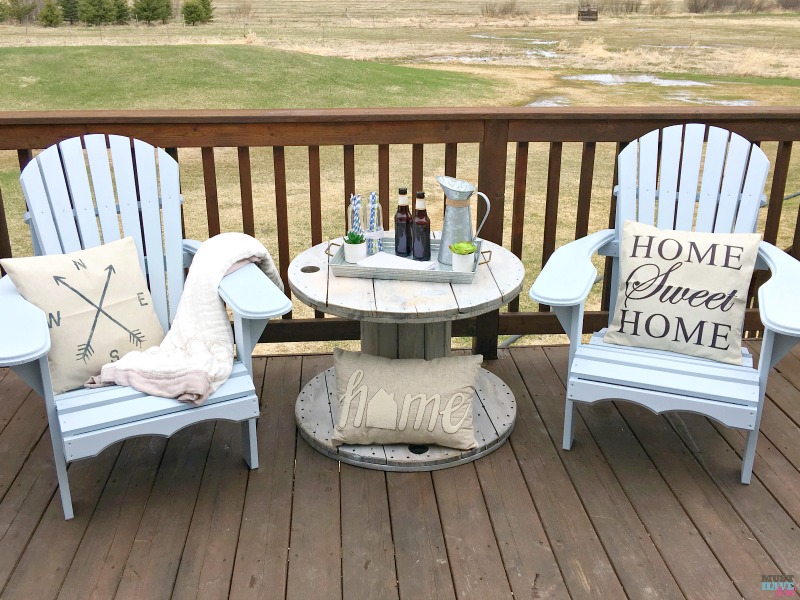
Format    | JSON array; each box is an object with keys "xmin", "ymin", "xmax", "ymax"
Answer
[
  {"xmin": 62, "ymin": 389, "xmax": 258, "ymax": 461},
  {"xmin": 58, "ymin": 362, "xmax": 255, "ymax": 437},
  {"xmin": 570, "ymin": 332, "xmax": 760, "ymax": 408}
]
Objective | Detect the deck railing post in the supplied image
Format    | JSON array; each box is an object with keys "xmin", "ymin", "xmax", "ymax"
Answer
[{"xmin": 474, "ymin": 118, "xmax": 509, "ymax": 360}]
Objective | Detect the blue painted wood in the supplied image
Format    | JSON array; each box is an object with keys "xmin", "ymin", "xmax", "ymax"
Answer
[
  {"xmin": 530, "ymin": 123, "xmax": 800, "ymax": 485},
  {"xmin": 1, "ymin": 134, "xmax": 290, "ymax": 519}
]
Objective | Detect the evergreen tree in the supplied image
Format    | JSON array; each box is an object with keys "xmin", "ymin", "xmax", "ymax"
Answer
[
  {"xmin": 132, "ymin": 0, "xmax": 169, "ymax": 23},
  {"xmin": 181, "ymin": 0, "xmax": 203, "ymax": 24},
  {"xmin": 77, "ymin": 0, "xmax": 112, "ymax": 24},
  {"xmin": 39, "ymin": 0, "xmax": 63, "ymax": 25},
  {"xmin": 198, "ymin": 0, "xmax": 211, "ymax": 21},
  {"xmin": 59, "ymin": 0, "xmax": 78, "ymax": 23},
  {"xmin": 111, "ymin": 0, "xmax": 128, "ymax": 23}
]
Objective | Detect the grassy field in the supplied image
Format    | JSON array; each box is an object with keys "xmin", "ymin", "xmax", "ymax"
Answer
[{"xmin": 1, "ymin": 5, "xmax": 799, "ymax": 352}]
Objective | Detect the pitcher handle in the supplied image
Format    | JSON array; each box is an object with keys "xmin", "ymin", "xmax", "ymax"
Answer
[{"xmin": 473, "ymin": 192, "xmax": 491, "ymax": 240}]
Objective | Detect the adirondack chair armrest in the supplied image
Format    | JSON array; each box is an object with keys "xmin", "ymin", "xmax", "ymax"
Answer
[
  {"xmin": 219, "ymin": 263, "xmax": 292, "ymax": 320},
  {"xmin": 529, "ymin": 229, "xmax": 616, "ymax": 307},
  {"xmin": 756, "ymin": 242, "xmax": 800, "ymax": 337},
  {"xmin": 0, "ymin": 276, "xmax": 51, "ymax": 366},
  {"xmin": 182, "ymin": 239, "xmax": 201, "ymax": 266}
]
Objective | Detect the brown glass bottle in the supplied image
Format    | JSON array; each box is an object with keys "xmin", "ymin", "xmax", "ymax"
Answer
[
  {"xmin": 394, "ymin": 187, "xmax": 412, "ymax": 257},
  {"xmin": 412, "ymin": 191, "xmax": 431, "ymax": 261}
]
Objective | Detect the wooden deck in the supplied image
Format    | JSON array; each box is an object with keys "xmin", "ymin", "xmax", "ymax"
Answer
[{"xmin": 1, "ymin": 343, "xmax": 799, "ymax": 600}]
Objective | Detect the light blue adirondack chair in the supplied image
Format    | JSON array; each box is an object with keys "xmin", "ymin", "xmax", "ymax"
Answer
[
  {"xmin": 530, "ymin": 123, "xmax": 800, "ymax": 484},
  {"xmin": 0, "ymin": 135, "xmax": 292, "ymax": 519}
]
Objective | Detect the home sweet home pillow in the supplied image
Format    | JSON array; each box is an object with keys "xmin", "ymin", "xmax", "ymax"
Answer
[
  {"xmin": 0, "ymin": 237, "xmax": 165, "ymax": 393},
  {"xmin": 604, "ymin": 221, "xmax": 760, "ymax": 364},
  {"xmin": 332, "ymin": 349, "xmax": 481, "ymax": 450}
]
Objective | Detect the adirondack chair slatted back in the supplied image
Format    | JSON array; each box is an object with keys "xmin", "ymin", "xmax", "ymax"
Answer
[
  {"xmin": 19, "ymin": 134, "xmax": 183, "ymax": 331},
  {"xmin": 609, "ymin": 124, "xmax": 770, "ymax": 321},
  {"xmin": 616, "ymin": 123, "xmax": 770, "ymax": 235}
]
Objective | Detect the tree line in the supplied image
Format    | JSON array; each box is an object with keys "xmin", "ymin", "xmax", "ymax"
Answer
[{"xmin": 0, "ymin": 0, "xmax": 214, "ymax": 26}]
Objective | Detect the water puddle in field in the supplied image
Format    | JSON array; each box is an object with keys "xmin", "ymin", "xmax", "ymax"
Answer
[
  {"xmin": 525, "ymin": 49, "xmax": 558, "ymax": 59},
  {"xmin": 426, "ymin": 55, "xmax": 501, "ymax": 64},
  {"xmin": 563, "ymin": 74, "xmax": 711, "ymax": 87},
  {"xmin": 667, "ymin": 92, "xmax": 756, "ymax": 106},
  {"xmin": 471, "ymin": 34, "xmax": 558, "ymax": 45},
  {"xmin": 526, "ymin": 97, "xmax": 570, "ymax": 107}
]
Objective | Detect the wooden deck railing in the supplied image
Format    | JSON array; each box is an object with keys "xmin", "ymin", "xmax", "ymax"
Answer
[{"xmin": 1, "ymin": 108, "xmax": 799, "ymax": 357}]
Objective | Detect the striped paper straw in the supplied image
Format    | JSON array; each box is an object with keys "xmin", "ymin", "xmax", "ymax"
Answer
[
  {"xmin": 350, "ymin": 194, "xmax": 362, "ymax": 235},
  {"xmin": 367, "ymin": 192, "xmax": 382, "ymax": 254}
]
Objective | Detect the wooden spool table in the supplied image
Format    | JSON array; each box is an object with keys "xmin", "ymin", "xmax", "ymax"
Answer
[{"xmin": 288, "ymin": 236, "xmax": 525, "ymax": 471}]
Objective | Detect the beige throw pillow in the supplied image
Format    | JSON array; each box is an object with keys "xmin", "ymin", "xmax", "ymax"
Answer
[
  {"xmin": 604, "ymin": 221, "xmax": 760, "ymax": 365},
  {"xmin": 332, "ymin": 349, "xmax": 481, "ymax": 450},
  {"xmin": 1, "ymin": 237, "xmax": 165, "ymax": 393}
]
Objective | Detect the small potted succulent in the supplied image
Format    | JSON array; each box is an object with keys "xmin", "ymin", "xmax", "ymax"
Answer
[
  {"xmin": 449, "ymin": 241, "xmax": 477, "ymax": 272},
  {"xmin": 343, "ymin": 230, "xmax": 367, "ymax": 263}
]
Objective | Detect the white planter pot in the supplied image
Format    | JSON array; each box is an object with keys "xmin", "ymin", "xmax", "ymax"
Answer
[
  {"xmin": 451, "ymin": 252, "xmax": 476, "ymax": 273},
  {"xmin": 344, "ymin": 242, "xmax": 368, "ymax": 263}
]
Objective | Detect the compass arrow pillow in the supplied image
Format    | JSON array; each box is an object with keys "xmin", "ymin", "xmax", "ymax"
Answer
[{"xmin": 0, "ymin": 237, "xmax": 165, "ymax": 393}]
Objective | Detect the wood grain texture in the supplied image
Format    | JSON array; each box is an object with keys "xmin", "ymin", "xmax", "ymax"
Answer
[
  {"xmin": 484, "ymin": 351, "xmax": 625, "ymax": 599},
  {"xmin": 238, "ymin": 146, "xmax": 255, "ymax": 237},
  {"xmin": 286, "ymin": 355, "xmax": 341, "ymax": 600},
  {"xmin": 115, "ymin": 424, "xmax": 215, "ymax": 600},
  {"xmin": 433, "ymin": 463, "xmax": 514, "ymax": 599},
  {"xmin": 508, "ymin": 141, "xmax": 528, "ymax": 312},
  {"xmin": 201, "ymin": 146, "xmax": 221, "ymax": 237},
  {"xmin": 172, "ymin": 421, "xmax": 249, "ymax": 600},
  {"xmin": 229, "ymin": 357, "xmax": 299, "ymax": 600},
  {"xmin": 340, "ymin": 465, "xmax": 398, "ymax": 600},
  {"xmin": 0, "ymin": 443, "xmax": 121, "ymax": 600},
  {"xmin": 519, "ymin": 347, "xmax": 686, "ymax": 600},
  {"xmin": 57, "ymin": 437, "xmax": 166, "ymax": 600},
  {"xmin": 473, "ymin": 442, "xmax": 569, "ymax": 600},
  {"xmin": 387, "ymin": 472, "xmax": 456, "ymax": 600}
]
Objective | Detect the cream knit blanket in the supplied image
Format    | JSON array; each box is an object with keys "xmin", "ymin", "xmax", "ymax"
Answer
[{"xmin": 86, "ymin": 232, "xmax": 283, "ymax": 404}]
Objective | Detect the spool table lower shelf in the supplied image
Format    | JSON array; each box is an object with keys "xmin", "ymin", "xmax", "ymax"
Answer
[{"xmin": 295, "ymin": 366, "xmax": 516, "ymax": 471}]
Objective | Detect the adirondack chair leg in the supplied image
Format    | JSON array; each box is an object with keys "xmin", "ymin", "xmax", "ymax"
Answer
[
  {"xmin": 242, "ymin": 418, "xmax": 258, "ymax": 469},
  {"xmin": 38, "ymin": 357, "xmax": 74, "ymax": 519},
  {"xmin": 741, "ymin": 429, "xmax": 759, "ymax": 485},
  {"xmin": 563, "ymin": 399, "xmax": 576, "ymax": 450}
]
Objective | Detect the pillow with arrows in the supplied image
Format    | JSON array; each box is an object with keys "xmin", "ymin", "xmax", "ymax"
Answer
[{"xmin": 1, "ymin": 237, "xmax": 165, "ymax": 394}]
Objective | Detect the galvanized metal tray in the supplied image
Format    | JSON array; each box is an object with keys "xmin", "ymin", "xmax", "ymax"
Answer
[{"xmin": 326, "ymin": 238, "xmax": 490, "ymax": 284}]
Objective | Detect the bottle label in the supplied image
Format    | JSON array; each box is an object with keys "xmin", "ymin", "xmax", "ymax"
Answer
[
  {"xmin": 398, "ymin": 196, "xmax": 409, "ymax": 206},
  {"xmin": 416, "ymin": 199, "xmax": 426, "ymax": 209}
]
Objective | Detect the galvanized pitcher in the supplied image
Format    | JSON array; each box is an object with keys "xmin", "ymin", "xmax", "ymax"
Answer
[{"xmin": 436, "ymin": 175, "xmax": 491, "ymax": 265}]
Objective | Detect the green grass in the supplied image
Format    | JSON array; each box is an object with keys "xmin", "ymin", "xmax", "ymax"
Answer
[{"xmin": 0, "ymin": 46, "xmax": 496, "ymax": 110}]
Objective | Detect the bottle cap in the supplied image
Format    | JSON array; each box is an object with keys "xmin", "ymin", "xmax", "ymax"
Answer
[
  {"xmin": 399, "ymin": 187, "xmax": 407, "ymax": 194},
  {"xmin": 416, "ymin": 191, "xmax": 425, "ymax": 199}
]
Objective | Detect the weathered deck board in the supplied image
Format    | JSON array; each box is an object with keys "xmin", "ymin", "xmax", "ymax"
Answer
[
  {"xmin": 340, "ymin": 465, "xmax": 398, "ymax": 600},
  {"xmin": 229, "ymin": 356, "xmax": 299, "ymax": 600},
  {"xmin": 483, "ymin": 351, "xmax": 627, "ymax": 599},
  {"xmin": 433, "ymin": 463, "xmax": 513, "ymax": 599},
  {"xmin": 0, "ymin": 347, "xmax": 798, "ymax": 600},
  {"xmin": 57, "ymin": 436, "xmax": 166, "ymax": 600},
  {"xmin": 285, "ymin": 355, "xmax": 341, "ymax": 600},
  {"xmin": 514, "ymin": 347, "xmax": 684, "ymax": 600},
  {"xmin": 544, "ymin": 345, "xmax": 747, "ymax": 599},
  {"xmin": 387, "ymin": 472, "xmax": 456, "ymax": 600}
]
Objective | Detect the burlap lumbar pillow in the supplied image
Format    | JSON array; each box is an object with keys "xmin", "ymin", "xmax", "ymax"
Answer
[
  {"xmin": 604, "ymin": 220, "xmax": 760, "ymax": 365},
  {"xmin": 1, "ymin": 237, "xmax": 165, "ymax": 393},
  {"xmin": 332, "ymin": 348, "xmax": 481, "ymax": 450}
]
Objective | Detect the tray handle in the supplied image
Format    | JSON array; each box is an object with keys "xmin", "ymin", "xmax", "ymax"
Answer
[
  {"xmin": 325, "ymin": 241, "xmax": 341, "ymax": 258},
  {"xmin": 479, "ymin": 249, "xmax": 492, "ymax": 266}
]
